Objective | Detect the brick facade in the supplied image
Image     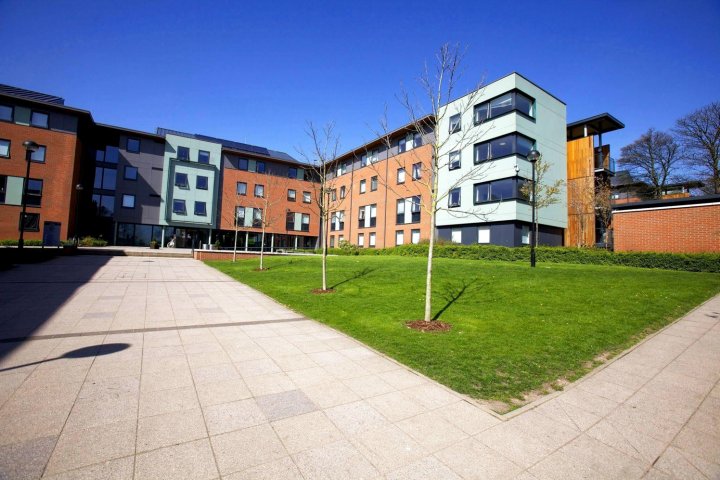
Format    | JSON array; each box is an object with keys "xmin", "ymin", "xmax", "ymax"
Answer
[{"xmin": 613, "ymin": 203, "xmax": 720, "ymax": 253}]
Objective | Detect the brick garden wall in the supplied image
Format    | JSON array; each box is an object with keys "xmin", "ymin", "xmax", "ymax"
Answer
[
  {"xmin": 613, "ymin": 204, "xmax": 720, "ymax": 253},
  {"xmin": 193, "ymin": 250, "xmax": 259, "ymax": 261}
]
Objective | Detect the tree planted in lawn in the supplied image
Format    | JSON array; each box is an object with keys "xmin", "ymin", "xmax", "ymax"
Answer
[
  {"xmin": 520, "ymin": 154, "xmax": 564, "ymax": 247},
  {"xmin": 674, "ymin": 101, "xmax": 720, "ymax": 194}
]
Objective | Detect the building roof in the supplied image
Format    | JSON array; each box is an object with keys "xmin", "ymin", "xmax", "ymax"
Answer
[
  {"xmin": 613, "ymin": 194, "xmax": 720, "ymax": 211},
  {"xmin": 156, "ymin": 128, "xmax": 300, "ymax": 164},
  {"xmin": 0, "ymin": 84, "xmax": 65, "ymax": 105},
  {"xmin": 96, "ymin": 123, "xmax": 165, "ymax": 139},
  {"xmin": 567, "ymin": 113, "xmax": 625, "ymax": 141}
]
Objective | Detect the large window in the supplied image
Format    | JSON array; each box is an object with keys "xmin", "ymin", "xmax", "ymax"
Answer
[
  {"xmin": 411, "ymin": 196, "xmax": 421, "ymax": 223},
  {"xmin": 26, "ymin": 179, "xmax": 43, "ymax": 206},
  {"xmin": 474, "ymin": 133, "xmax": 535, "ymax": 163},
  {"xmin": 30, "ymin": 145, "xmax": 46, "ymax": 163},
  {"xmin": 331, "ymin": 211, "xmax": 344, "ymax": 231},
  {"xmin": 474, "ymin": 90, "xmax": 534, "ymax": 124},
  {"xmin": 448, "ymin": 187, "xmax": 461, "ymax": 208},
  {"xmin": 236, "ymin": 206, "xmax": 245, "ymax": 226},
  {"xmin": 473, "ymin": 177, "xmax": 529, "ymax": 204},
  {"xmin": 105, "ymin": 146, "xmax": 119, "ymax": 164},
  {"xmin": 196, "ymin": 176, "xmax": 208, "ymax": 190},
  {"xmin": 173, "ymin": 199, "xmax": 186, "ymax": 215},
  {"xmin": 124, "ymin": 166, "xmax": 138, "ymax": 180},
  {"xmin": 252, "ymin": 208, "xmax": 262, "ymax": 227},
  {"xmin": 236, "ymin": 182, "xmax": 247, "ymax": 195},
  {"xmin": 254, "ymin": 184, "xmax": 264, "ymax": 197},
  {"xmin": 30, "ymin": 111, "xmax": 49, "ymax": 128},
  {"xmin": 0, "ymin": 139, "xmax": 9, "ymax": 158},
  {"xmin": 127, "ymin": 138, "xmax": 140, "ymax": 153},
  {"xmin": 396, "ymin": 199, "xmax": 405, "ymax": 224},
  {"xmin": 95, "ymin": 167, "xmax": 117, "ymax": 190},
  {"xmin": 198, "ymin": 150, "xmax": 210, "ymax": 164},
  {"xmin": 194, "ymin": 201, "xmax": 207, "ymax": 216},
  {"xmin": 93, "ymin": 194, "xmax": 115, "ymax": 217},
  {"xmin": 288, "ymin": 167, "xmax": 298, "ymax": 178},
  {"xmin": 0, "ymin": 105, "xmax": 12, "ymax": 122},
  {"xmin": 177, "ymin": 146, "xmax": 190, "ymax": 161},
  {"xmin": 301, "ymin": 213, "xmax": 310, "ymax": 232},
  {"xmin": 121, "ymin": 194, "xmax": 135, "ymax": 209},
  {"xmin": 174, "ymin": 172, "xmax": 189, "ymax": 189}
]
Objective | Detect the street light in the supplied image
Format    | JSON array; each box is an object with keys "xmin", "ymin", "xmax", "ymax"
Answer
[
  {"xmin": 75, "ymin": 184, "xmax": 84, "ymax": 245},
  {"xmin": 527, "ymin": 149, "xmax": 541, "ymax": 268},
  {"xmin": 18, "ymin": 140, "xmax": 40, "ymax": 250}
]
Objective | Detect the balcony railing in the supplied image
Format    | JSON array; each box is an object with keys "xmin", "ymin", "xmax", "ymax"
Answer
[{"xmin": 594, "ymin": 146, "xmax": 615, "ymax": 174}]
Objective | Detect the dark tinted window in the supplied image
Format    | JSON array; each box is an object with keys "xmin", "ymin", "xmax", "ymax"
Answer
[
  {"xmin": 175, "ymin": 172, "xmax": 189, "ymax": 188},
  {"xmin": 30, "ymin": 112, "xmax": 48, "ymax": 128},
  {"xmin": 194, "ymin": 201, "xmax": 207, "ymax": 216},
  {"xmin": 0, "ymin": 105, "xmax": 12, "ymax": 122},
  {"xmin": 173, "ymin": 199, "xmax": 186, "ymax": 214},
  {"xmin": 177, "ymin": 146, "xmax": 190, "ymax": 160},
  {"xmin": 127, "ymin": 138, "xmax": 140, "ymax": 153},
  {"xmin": 198, "ymin": 150, "xmax": 210, "ymax": 164},
  {"xmin": 256, "ymin": 161, "xmax": 266, "ymax": 173},
  {"xmin": 105, "ymin": 146, "xmax": 119, "ymax": 163},
  {"xmin": 124, "ymin": 166, "xmax": 138, "ymax": 180},
  {"xmin": 30, "ymin": 146, "xmax": 46, "ymax": 163},
  {"xmin": 196, "ymin": 176, "xmax": 208, "ymax": 190}
]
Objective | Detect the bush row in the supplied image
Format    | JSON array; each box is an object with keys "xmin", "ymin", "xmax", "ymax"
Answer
[
  {"xmin": 318, "ymin": 243, "xmax": 719, "ymax": 273},
  {"xmin": 0, "ymin": 236, "xmax": 108, "ymax": 247}
]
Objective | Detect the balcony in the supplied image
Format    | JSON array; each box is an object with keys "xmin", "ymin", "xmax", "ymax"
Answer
[{"xmin": 594, "ymin": 145, "xmax": 615, "ymax": 174}]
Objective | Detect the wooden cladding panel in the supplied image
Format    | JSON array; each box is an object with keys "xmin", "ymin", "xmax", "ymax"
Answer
[{"xmin": 567, "ymin": 137, "xmax": 594, "ymax": 180}]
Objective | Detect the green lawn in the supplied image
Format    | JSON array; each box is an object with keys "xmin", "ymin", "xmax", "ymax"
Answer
[{"xmin": 208, "ymin": 256, "xmax": 720, "ymax": 409}]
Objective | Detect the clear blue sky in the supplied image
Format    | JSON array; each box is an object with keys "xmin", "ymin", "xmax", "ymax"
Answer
[{"xmin": 2, "ymin": 0, "xmax": 718, "ymax": 159}]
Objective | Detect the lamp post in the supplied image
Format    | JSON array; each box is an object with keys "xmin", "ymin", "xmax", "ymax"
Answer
[
  {"xmin": 18, "ymin": 140, "xmax": 40, "ymax": 250},
  {"xmin": 527, "ymin": 149, "xmax": 541, "ymax": 268},
  {"xmin": 74, "ymin": 184, "xmax": 84, "ymax": 245}
]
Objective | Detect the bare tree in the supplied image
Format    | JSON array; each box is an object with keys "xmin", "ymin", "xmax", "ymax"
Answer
[
  {"xmin": 566, "ymin": 178, "xmax": 595, "ymax": 247},
  {"xmin": 520, "ymin": 155, "xmax": 564, "ymax": 247},
  {"xmin": 298, "ymin": 122, "xmax": 347, "ymax": 292},
  {"xmin": 674, "ymin": 101, "xmax": 720, "ymax": 194},
  {"xmin": 386, "ymin": 43, "xmax": 492, "ymax": 322},
  {"xmin": 594, "ymin": 177, "xmax": 614, "ymax": 248},
  {"xmin": 256, "ymin": 172, "xmax": 291, "ymax": 270},
  {"xmin": 618, "ymin": 128, "xmax": 682, "ymax": 199}
]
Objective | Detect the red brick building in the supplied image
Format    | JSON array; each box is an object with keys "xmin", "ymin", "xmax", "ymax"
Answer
[{"xmin": 613, "ymin": 196, "xmax": 720, "ymax": 253}]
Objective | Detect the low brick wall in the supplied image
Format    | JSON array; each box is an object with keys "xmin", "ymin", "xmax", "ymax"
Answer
[
  {"xmin": 193, "ymin": 250, "xmax": 259, "ymax": 261},
  {"xmin": 614, "ymin": 202, "xmax": 720, "ymax": 253}
]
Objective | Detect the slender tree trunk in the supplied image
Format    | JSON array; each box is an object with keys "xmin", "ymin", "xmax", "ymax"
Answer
[
  {"xmin": 424, "ymin": 206, "xmax": 436, "ymax": 322},
  {"xmin": 233, "ymin": 227, "xmax": 238, "ymax": 262},
  {"xmin": 260, "ymin": 226, "xmax": 265, "ymax": 270},
  {"xmin": 321, "ymin": 209, "xmax": 328, "ymax": 290}
]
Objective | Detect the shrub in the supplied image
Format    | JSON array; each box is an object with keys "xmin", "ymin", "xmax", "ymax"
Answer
[
  {"xmin": 338, "ymin": 240, "xmax": 360, "ymax": 256},
  {"xmin": 0, "ymin": 239, "xmax": 43, "ymax": 246},
  {"xmin": 79, "ymin": 236, "xmax": 108, "ymax": 247}
]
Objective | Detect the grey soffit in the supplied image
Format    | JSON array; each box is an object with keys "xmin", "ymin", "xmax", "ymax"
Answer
[{"xmin": 0, "ymin": 84, "xmax": 65, "ymax": 105}]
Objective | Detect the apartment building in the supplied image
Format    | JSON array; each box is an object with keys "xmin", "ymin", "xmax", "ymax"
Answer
[
  {"xmin": 326, "ymin": 120, "xmax": 434, "ymax": 249},
  {"xmin": 0, "ymin": 85, "xmax": 91, "ymax": 242}
]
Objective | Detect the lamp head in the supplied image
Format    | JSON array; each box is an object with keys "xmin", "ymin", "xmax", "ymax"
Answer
[
  {"xmin": 527, "ymin": 149, "xmax": 541, "ymax": 163},
  {"xmin": 23, "ymin": 140, "xmax": 39, "ymax": 152}
]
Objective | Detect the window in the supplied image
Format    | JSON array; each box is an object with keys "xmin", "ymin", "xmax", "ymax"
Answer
[
  {"xmin": 478, "ymin": 227, "xmax": 490, "ymax": 244},
  {"xmin": 411, "ymin": 196, "xmax": 421, "ymax": 223},
  {"xmin": 473, "ymin": 177, "xmax": 529, "ymax": 204},
  {"xmin": 20, "ymin": 213, "xmax": 40, "ymax": 232},
  {"xmin": 238, "ymin": 158, "xmax": 249, "ymax": 170},
  {"xmin": 397, "ymin": 168, "xmax": 406, "ymax": 184},
  {"xmin": 448, "ymin": 188, "xmax": 461, "ymax": 208},
  {"xmin": 340, "ymin": 186, "xmax": 346, "ymax": 199},
  {"xmin": 175, "ymin": 172, "xmax": 189, "ymax": 189},
  {"xmin": 0, "ymin": 139, "xmax": 9, "ymax": 158},
  {"xmin": 412, "ymin": 163, "xmax": 421, "ymax": 180},
  {"xmin": 252, "ymin": 208, "xmax": 263, "ymax": 228},
  {"xmin": 30, "ymin": 145, "xmax": 46, "ymax": 163},
  {"xmin": 301, "ymin": 213, "xmax": 310, "ymax": 231},
  {"xmin": 95, "ymin": 150, "xmax": 105, "ymax": 162},
  {"xmin": 254, "ymin": 184, "xmax": 264, "ymax": 197},
  {"xmin": 194, "ymin": 201, "xmax": 207, "ymax": 216},
  {"xmin": 256, "ymin": 161, "xmax": 266, "ymax": 173},
  {"xmin": 451, "ymin": 229, "xmax": 462, "ymax": 244},
  {"xmin": 198, "ymin": 150, "xmax": 210, "ymax": 164},
  {"xmin": 288, "ymin": 167, "xmax": 298, "ymax": 178},
  {"xmin": 235, "ymin": 206, "xmax": 245, "ymax": 226},
  {"xmin": 411, "ymin": 229, "xmax": 420, "ymax": 244},
  {"xmin": 105, "ymin": 146, "xmax": 119, "ymax": 164},
  {"xmin": 0, "ymin": 105, "xmax": 12, "ymax": 122},
  {"xmin": 124, "ymin": 166, "xmax": 138, "ymax": 180},
  {"xmin": 30, "ymin": 111, "xmax": 48, "ymax": 128},
  {"xmin": 121, "ymin": 194, "xmax": 135, "ymax": 208},
  {"xmin": 396, "ymin": 199, "xmax": 405, "ymax": 224},
  {"xmin": 177, "ymin": 146, "xmax": 190, "ymax": 161},
  {"xmin": 286, "ymin": 211, "xmax": 295, "ymax": 230},
  {"xmin": 474, "ymin": 90, "xmax": 535, "ymax": 124},
  {"xmin": 396, "ymin": 230, "xmax": 404, "ymax": 245},
  {"xmin": 331, "ymin": 211, "xmax": 345, "ymax": 231},
  {"xmin": 303, "ymin": 191, "xmax": 311, "ymax": 203},
  {"xmin": 339, "ymin": 235, "xmax": 344, "ymax": 243},
  {"xmin": 287, "ymin": 189, "xmax": 296, "ymax": 201},
  {"xmin": 359, "ymin": 179, "xmax": 366, "ymax": 194},
  {"xmin": 413, "ymin": 132, "xmax": 422, "ymax": 148},
  {"xmin": 358, "ymin": 233, "xmax": 364, "ymax": 247},
  {"xmin": 331, "ymin": 189, "xmax": 337, "ymax": 201},
  {"xmin": 521, "ymin": 225, "xmax": 530, "ymax": 245},
  {"xmin": 93, "ymin": 194, "xmax": 115, "ymax": 217},
  {"xmin": 330, "ymin": 236, "xmax": 335, "ymax": 248},
  {"xmin": 173, "ymin": 199, "xmax": 186, "ymax": 215},
  {"xmin": 449, "ymin": 113, "xmax": 461, "ymax": 133},
  {"xmin": 95, "ymin": 167, "xmax": 117, "ymax": 190},
  {"xmin": 370, "ymin": 176, "xmax": 378, "ymax": 191},
  {"xmin": 236, "ymin": 182, "xmax": 247, "ymax": 195},
  {"xmin": 474, "ymin": 133, "xmax": 535, "ymax": 163},
  {"xmin": 449, "ymin": 150, "xmax": 461, "ymax": 170},
  {"xmin": 127, "ymin": 138, "xmax": 140, "ymax": 153},
  {"xmin": 358, "ymin": 206, "xmax": 365, "ymax": 227},
  {"xmin": 336, "ymin": 162, "xmax": 347, "ymax": 176},
  {"xmin": 0, "ymin": 175, "xmax": 6, "ymax": 203},
  {"xmin": 398, "ymin": 137, "xmax": 407, "ymax": 154},
  {"xmin": 369, "ymin": 204, "xmax": 377, "ymax": 227},
  {"xmin": 369, "ymin": 232, "xmax": 376, "ymax": 247},
  {"xmin": 26, "ymin": 179, "xmax": 43, "ymax": 206},
  {"xmin": 196, "ymin": 176, "xmax": 208, "ymax": 190}
]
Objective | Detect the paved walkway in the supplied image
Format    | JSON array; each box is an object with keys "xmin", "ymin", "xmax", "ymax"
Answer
[{"xmin": 0, "ymin": 256, "xmax": 718, "ymax": 479}]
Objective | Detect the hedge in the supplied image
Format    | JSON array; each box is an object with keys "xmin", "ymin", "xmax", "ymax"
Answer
[
  {"xmin": 317, "ymin": 243, "xmax": 719, "ymax": 273},
  {"xmin": 0, "ymin": 239, "xmax": 43, "ymax": 246}
]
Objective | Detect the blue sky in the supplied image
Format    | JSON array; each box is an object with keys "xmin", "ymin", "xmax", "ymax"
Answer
[{"xmin": 1, "ymin": 0, "xmax": 718, "ymax": 159}]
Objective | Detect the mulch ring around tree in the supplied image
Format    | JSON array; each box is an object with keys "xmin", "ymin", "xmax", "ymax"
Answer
[
  {"xmin": 311, "ymin": 288, "xmax": 336, "ymax": 294},
  {"xmin": 405, "ymin": 320, "xmax": 452, "ymax": 333},
  {"xmin": 253, "ymin": 267, "xmax": 269, "ymax": 272}
]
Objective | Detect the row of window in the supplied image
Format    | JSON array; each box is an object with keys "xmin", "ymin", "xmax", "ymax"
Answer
[
  {"xmin": 347, "ymin": 162, "xmax": 423, "ymax": 196},
  {"xmin": 0, "ymin": 104, "xmax": 49, "ymax": 128},
  {"xmin": 448, "ymin": 90, "xmax": 535, "ymax": 134},
  {"xmin": 447, "ymin": 177, "xmax": 530, "ymax": 208},
  {"xmin": 287, "ymin": 189, "xmax": 312, "ymax": 203},
  {"xmin": 286, "ymin": 212, "xmax": 311, "ymax": 232},
  {"xmin": 173, "ymin": 199, "xmax": 207, "ymax": 216},
  {"xmin": 175, "ymin": 172, "xmax": 209, "ymax": 191},
  {"xmin": 0, "ymin": 176, "xmax": 42, "ymax": 206},
  {"xmin": 447, "ymin": 133, "xmax": 536, "ymax": 171},
  {"xmin": 328, "ymin": 229, "xmax": 422, "ymax": 248},
  {"xmin": 176, "ymin": 146, "xmax": 211, "ymax": 164},
  {"xmin": 448, "ymin": 226, "xmax": 530, "ymax": 245},
  {"xmin": 0, "ymin": 139, "xmax": 46, "ymax": 162}
]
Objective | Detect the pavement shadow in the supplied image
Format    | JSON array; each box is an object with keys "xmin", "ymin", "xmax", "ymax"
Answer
[{"xmin": 0, "ymin": 343, "xmax": 130, "ymax": 372}]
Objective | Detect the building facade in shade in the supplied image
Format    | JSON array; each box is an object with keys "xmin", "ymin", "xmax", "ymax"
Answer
[
  {"xmin": 0, "ymin": 85, "xmax": 91, "ymax": 242},
  {"xmin": 434, "ymin": 73, "xmax": 568, "ymax": 247},
  {"xmin": 325, "ymin": 120, "xmax": 434, "ymax": 249}
]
